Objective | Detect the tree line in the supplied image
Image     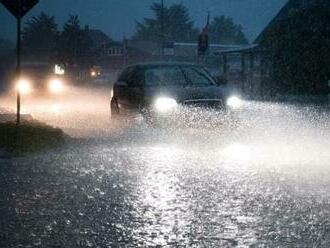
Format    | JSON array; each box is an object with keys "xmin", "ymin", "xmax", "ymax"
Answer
[
  {"xmin": 134, "ymin": 2, "xmax": 248, "ymax": 45},
  {"xmin": 20, "ymin": 2, "xmax": 248, "ymax": 68},
  {"xmin": 22, "ymin": 13, "xmax": 93, "ymax": 69}
]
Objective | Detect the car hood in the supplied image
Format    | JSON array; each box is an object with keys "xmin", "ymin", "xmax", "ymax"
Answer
[{"xmin": 144, "ymin": 85, "xmax": 228, "ymax": 103}]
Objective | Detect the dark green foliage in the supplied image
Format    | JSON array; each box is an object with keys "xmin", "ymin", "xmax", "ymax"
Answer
[
  {"xmin": 56, "ymin": 15, "xmax": 93, "ymax": 68},
  {"xmin": 22, "ymin": 12, "xmax": 58, "ymax": 60},
  {"xmin": 261, "ymin": 6, "xmax": 330, "ymax": 94},
  {"xmin": 133, "ymin": 2, "xmax": 199, "ymax": 43},
  {"xmin": 209, "ymin": 16, "xmax": 249, "ymax": 45}
]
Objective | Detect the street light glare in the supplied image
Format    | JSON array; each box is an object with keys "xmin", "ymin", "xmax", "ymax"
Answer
[{"xmin": 16, "ymin": 78, "xmax": 32, "ymax": 95}]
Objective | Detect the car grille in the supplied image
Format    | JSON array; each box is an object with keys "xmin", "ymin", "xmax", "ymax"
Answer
[{"xmin": 182, "ymin": 99, "xmax": 225, "ymax": 109}]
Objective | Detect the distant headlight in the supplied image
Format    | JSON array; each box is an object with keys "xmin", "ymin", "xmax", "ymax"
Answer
[
  {"xmin": 16, "ymin": 78, "xmax": 32, "ymax": 95},
  {"xmin": 154, "ymin": 97, "xmax": 178, "ymax": 113},
  {"xmin": 227, "ymin": 96, "xmax": 242, "ymax": 109},
  {"xmin": 49, "ymin": 78, "xmax": 64, "ymax": 94},
  {"xmin": 91, "ymin": 71, "xmax": 97, "ymax": 77}
]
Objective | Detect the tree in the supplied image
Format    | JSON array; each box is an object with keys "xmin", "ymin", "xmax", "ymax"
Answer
[
  {"xmin": 22, "ymin": 12, "xmax": 58, "ymax": 60},
  {"xmin": 0, "ymin": 38, "xmax": 14, "ymax": 57},
  {"xmin": 133, "ymin": 2, "xmax": 199, "ymax": 43},
  {"xmin": 261, "ymin": 6, "xmax": 330, "ymax": 94},
  {"xmin": 0, "ymin": 38, "xmax": 15, "ymax": 86},
  {"xmin": 57, "ymin": 15, "xmax": 93, "ymax": 68},
  {"xmin": 208, "ymin": 16, "xmax": 249, "ymax": 45}
]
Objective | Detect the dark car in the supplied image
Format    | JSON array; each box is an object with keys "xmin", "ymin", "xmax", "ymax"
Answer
[
  {"xmin": 111, "ymin": 62, "xmax": 242, "ymax": 122},
  {"xmin": 14, "ymin": 63, "xmax": 68, "ymax": 96}
]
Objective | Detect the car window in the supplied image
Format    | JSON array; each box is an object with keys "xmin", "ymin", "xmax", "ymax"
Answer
[
  {"xmin": 182, "ymin": 67, "xmax": 217, "ymax": 86},
  {"xmin": 144, "ymin": 66, "xmax": 187, "ymax": 86},
  {"xmin": 118, "ymin": 67, "xmax": 134, "ymax": 82},
  {"xmin": 127, "ymin": 68, "xmax": 143, "ymax": 87}
]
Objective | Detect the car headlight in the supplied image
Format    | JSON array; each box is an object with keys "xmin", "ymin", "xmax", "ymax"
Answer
[
  {"xmin": 16, "ymin": 78, "xmax": 32, "ymax": 95},
  {"xmin": 154, "ymin": 97, "xmax": 178, "ymax": 113},
  {"xmin": 49, "ymin": 78, "xmax": 64, "ymax": 93},
  {"xmin": 227, "ymin": 96, "xmax": 242, "ymax": 109}
]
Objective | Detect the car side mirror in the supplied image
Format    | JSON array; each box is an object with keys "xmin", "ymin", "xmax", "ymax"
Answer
[{"xmin": 118, "ymin": 81, "xmax": 128, "ymax": 87}]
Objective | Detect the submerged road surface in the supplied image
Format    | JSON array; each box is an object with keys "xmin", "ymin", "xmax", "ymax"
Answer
[{"xmin": 1, "ymin": 87, "xmax": 330, "ymax": 247}]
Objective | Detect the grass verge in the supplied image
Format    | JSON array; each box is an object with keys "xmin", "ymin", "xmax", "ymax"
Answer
[{"xmin": 0, "ymin": 121, "xmax": 67, "ymax": 153}]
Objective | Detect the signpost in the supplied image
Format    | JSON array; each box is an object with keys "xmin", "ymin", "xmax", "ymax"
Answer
[
  {"xmin": 198, "ymin": 13, "xmax": 210, "ymax": 57},
  {"xmin": 0, "ymin": 0, "xmax": 39, "ymax": 124}
]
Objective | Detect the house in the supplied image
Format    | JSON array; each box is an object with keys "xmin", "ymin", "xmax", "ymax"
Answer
[
  {"xmin": 96, "ymin": 40, "xmax": 155, "ymax": 70},
  {"xmin": 218, "ymin": 0, "xmax": 330, "ymax": 96},
  {"xmin": 86, "ymin": 27, "xmax": 112, "ymax": 50},
  {"xmin": 173, "ymin": 43, "xmax": 243, "ymax": 57},
  {"xmin": 255, "ymin": 0, "xmax": 329, "ymax": 44},
  {"xmin": 86, "ymin": 28, "xmax": 255, "ymax": 79}
]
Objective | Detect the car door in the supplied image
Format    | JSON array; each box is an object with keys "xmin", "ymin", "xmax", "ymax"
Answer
[{"xmin": 115, "ymin": 67, "xmax": 134, "ymax": 109}]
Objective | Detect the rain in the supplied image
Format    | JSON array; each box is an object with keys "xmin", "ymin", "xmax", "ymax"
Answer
[{"xmin": 1, "ymin": 0, "xmax": 330, "ymax": 247}]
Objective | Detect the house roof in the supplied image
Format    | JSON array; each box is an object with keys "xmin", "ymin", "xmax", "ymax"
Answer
[
  {"xmin": 127, "ymin": 40, "xmax": 160, "ymax": 56},
  {"xmin": 216, "ymin": 44, "xmax": 260, "ymax": 55},
  {"xmin": 173, "ymin": 42, "xmax": 241, "ymax": 49},
  {"xmin": 255, "ymin": 0, "xmax": 329, "ymax": 44}
]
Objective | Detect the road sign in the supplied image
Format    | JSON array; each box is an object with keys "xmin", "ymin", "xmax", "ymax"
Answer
[
  {"xmin": 198, "ymin": 33, "xmax": 209, "ymax": 56},
  {"xmin": 198, "ymin": 13, "xmax": 210, "ymax": 56},
  {"xmin": 1, "ymin": 0, "xmax": 39, "ymax": 124},
  {"xmin": 1, "ymin": 0, "xmax": 39, "ymax": 19}
]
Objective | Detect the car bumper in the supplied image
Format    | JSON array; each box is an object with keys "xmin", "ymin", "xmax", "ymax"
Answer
[{"xmin": 144, "ymin": 105, "xmax": 237, "ymax": 129}]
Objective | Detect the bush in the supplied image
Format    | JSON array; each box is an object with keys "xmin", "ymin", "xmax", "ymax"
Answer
[{"xmin": 0, "ymin": 121, "xmax": 67, "ymax": 153}]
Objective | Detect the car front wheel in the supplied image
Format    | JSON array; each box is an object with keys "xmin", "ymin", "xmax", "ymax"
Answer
[{"xmin": 110, "ymin": 98, "xmax": 120, "ymax": 119}]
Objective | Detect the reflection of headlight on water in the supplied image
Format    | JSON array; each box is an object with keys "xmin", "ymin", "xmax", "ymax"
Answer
[
  {"xmin": 227, "ymin": 96, "xmax": 242, "ymax": 109},
  {"xmin": 154, "ymin": 97, "xmax": 178, "ymax": 113},
  {"xmin": 16, "ymin": 78, "xmax": 32, "ymax": 95},
  {"xmin": 49, "ymin": 79, "xmax": 65, "ymax": 94}
]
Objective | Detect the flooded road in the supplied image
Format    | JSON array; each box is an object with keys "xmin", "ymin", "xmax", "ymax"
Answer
[{"xmin": 1, "ymin": 87, "xmax": 330, "ymax": 247}]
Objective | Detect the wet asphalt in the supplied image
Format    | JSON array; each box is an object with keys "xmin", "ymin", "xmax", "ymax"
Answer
[{"xmin": 1, "ymin": 87, "xmax": 330, "ymax": 247}]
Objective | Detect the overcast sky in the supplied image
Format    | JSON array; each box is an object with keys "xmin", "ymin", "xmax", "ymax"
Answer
[{"xmin": 0, "ymin": 0, "xmax": 287, "ymax": 43}]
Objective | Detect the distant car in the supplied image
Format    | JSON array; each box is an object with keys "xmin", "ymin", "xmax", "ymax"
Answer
[
  {"xmin": 111, "ymin": 62, "xmax": 242, "ymax": 123},
  {"xmin": 15, "ymin": 63, "xmax": 68, "ymax": 96}
]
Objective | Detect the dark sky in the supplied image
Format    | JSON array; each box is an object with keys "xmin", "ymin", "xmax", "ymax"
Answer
[{"xmin": 0, "ymin": 0, "xmax": 287, "ymax": 43}]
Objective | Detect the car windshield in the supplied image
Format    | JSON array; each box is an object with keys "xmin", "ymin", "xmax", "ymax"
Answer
[
  {"xmin": 145, "ymin": 66, "xmax": 187, "ymax": 86},
  {"xmin": 182, "ymin": 66, "xmax": 217, "ymax": 86},
  {"xmin": 144, "ymin": 65, "xmax": 216, "ymax": 87}
]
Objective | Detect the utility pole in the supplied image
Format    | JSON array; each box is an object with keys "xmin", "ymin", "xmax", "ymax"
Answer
[
  {"xmin": 160, "ymin": 0, "xmax": 164, "ymax": 60},
  {"xmin": 197, "ymin": 12, "xmax": 210, "ymax": 64},
  {"xmin": 123, "ymin": 35, "xmax": 128, "ymax": 67},
  {"xmin": 16, "ymin": 14, "xmax": 21, "ymax": 125}
]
